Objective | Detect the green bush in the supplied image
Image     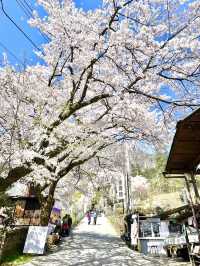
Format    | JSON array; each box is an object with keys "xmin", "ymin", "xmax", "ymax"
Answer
[
  {"xmin": 115, "ymin": 207, "xmax": 124, "ymax": 215},
  {"xmin": 1, "ymin": 251, "xmax": 32, "ymax": 265},
  {"xmin": 107, "ymin": 213, "xmax": 124, "ymax": 235}
]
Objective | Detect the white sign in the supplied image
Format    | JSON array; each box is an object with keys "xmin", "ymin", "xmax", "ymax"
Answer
[
  {"xmin": 188, "ymin": 233, "xmax": 199, "ymax": 243},
  {"xmin": 131, "ymin": 220, "xmax": 138, "ymax": 245},
  {"xmin": 23, "ymin": 226, "xmax": 48, "ymax": 254},
  {"xmin": 160, "ymin": 221, "xmax": 169, "ymax": 237},
  {"xmin": 147, "ymin": 240, "xmax": 166, "ymax": 255},
  {"xmin": 164, "ymin": 235, "xmax": 186, "ymax": 246}
]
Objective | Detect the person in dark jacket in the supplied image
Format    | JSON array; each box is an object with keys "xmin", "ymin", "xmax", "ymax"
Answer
[
  {"xmin": 62, "ymin": 214, "xmax": 69, "ymax": 237},
  {"xmin": 68, "ymin": 215, "xmax": 72, "ymax": 232},
  {"xmin": 93, "ymin": 210, "xmax": 97, "ymax": 225},
  {"xmin": 54, "ymin": 216, "xmax": 62, "ymax": 235}
]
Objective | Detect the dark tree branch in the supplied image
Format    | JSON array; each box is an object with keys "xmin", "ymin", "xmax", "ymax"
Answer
[{"xmin": 48, "ymin": 51, "xmax": 63, "ymax": 86}]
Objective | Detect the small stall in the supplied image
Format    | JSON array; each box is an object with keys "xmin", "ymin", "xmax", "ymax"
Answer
[
  {"xmin": 7, "ymin": 183, "xmax": 43, "ymax": 226},
  {"xmin": 0, "ymin": 184, "xmax": 63, "ymax": 258},
  {"xmin": 161, "ymin": 205, "xmax": 196, "ymax": 260},
  {"xmin": 124, "ymin": 206, "xmax": 200, "ymax": 258},
  {"xmin": 124, "ymin": 213, "xmax": 169, "ymax": 256},
  {"xmin": 12, "ymin": 196, "xmax": 41, "ymax": 226},
  {"xmin": 47, "ymin": 203, "xmax": 62, "ymax": 246},
  {"xmin": 0, "ymin": 184, "xmax": 44, "ymax": 261},
  {"xmin": 164, "ymin": 108, "xmax": 200, "ymax": 264},
  {"xmin": 138, "ymin": 216, "xmax": 169, "ymax": 255}
]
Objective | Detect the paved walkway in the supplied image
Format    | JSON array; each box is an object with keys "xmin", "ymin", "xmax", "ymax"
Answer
[{"xmin": 24, "ymin": 216, "xmax": 190, "ymax": 266}]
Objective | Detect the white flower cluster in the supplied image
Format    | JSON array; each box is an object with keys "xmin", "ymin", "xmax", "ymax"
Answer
[{"xmin": 1, "ymin": 0, "xmax": 200, "ymax": 197}]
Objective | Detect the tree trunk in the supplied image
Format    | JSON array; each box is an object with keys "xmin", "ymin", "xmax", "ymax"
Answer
[
  {"xmin": 40, "ymin": 181, "xmax": 58, "ymax": 226},
  {"xmin": 0, "ymin": 166, "xmax": 32, "ymax": 193},
  {"xmin": 190, "ymin": 173, "xmax": 200, "ymax": 204}
]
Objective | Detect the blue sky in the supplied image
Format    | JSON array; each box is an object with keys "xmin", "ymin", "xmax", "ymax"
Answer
[
  {"xmin": 0, "ymin": 0, "xmax": 102, "ymax": 66},
  {"xmin": 0, "ymin": 0, "xmax": 192, "ymax": 66}
]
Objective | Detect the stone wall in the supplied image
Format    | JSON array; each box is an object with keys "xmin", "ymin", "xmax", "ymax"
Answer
[{"xmin": 0, "ymin": 226, "xmax": 28, "ymax": 262}]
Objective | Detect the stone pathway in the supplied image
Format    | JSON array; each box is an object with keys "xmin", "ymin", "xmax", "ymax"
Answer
[{"xmin": 23, "ymin": 216, "xmax": 190, "ymax": 266}]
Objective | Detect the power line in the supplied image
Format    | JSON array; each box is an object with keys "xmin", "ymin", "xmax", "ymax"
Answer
[
  {"xmin": 22, "ymin": 0, "xmax": 50, "ymax": 42},
  {"xmin": 0, "ymin": 0, "xmax": 45, "ymax": 55},
  {"xmin": 23, "ymin": 0, "xmax": 34, "ymax": 13},
  {"xmin": 0, "ymin": 40, "xmax": 23, "ymax": 64},
  {"xmin": 15, "ymin": 0, "xmax": 50, "ymax": 42},
  {"xmin": 16, "ymin": 0, "xmax": 32, "ymax": 18}
]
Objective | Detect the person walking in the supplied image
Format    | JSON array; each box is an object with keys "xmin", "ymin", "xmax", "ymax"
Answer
[
  {"xmin": 93, "ymin": 211, "xmax": 97, "ymax": 225},
  {"xmin": 86, "ymin": 211, "xmax": 91, "ymax": 225},
  {"xmin": 68, "ymin": 214, "xmax": 72, "ymax": 233}
]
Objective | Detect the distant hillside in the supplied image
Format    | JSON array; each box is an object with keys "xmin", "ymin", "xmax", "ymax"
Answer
[
  {"xmin": 138, "ymin": 192, "xmax": 183, "ymax": 211},
  {"xmin": 130, "ymin": 151, "xmax": 187, "ymax": 214}
]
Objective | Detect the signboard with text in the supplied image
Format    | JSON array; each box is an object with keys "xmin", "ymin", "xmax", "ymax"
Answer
[{"xmin": 23, "ymin": 226, "xmax": 48, "ymax": 254}]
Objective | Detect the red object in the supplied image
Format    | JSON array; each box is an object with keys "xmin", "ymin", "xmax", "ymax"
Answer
[{"xmin": 62, "ymin": 223, "xmax": 68, "ymax": 230}]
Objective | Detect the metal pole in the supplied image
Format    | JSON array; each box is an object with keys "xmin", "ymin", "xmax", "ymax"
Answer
[
  {"xmin": 124, "ymin": 142, "xmax": 131, "ymax": 214},
  {"xmin": 127, "ymin": 173, "xmax": 130, "ymax": 213}
]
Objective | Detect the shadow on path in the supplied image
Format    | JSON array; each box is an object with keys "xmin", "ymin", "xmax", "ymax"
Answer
[{"xmin": 24, "ymin": 217, "xmax": 190, "ymax": 266}]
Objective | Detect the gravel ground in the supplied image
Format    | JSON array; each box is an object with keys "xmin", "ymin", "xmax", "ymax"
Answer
[{"xmin": 23, "ymin": 216, "xmax": 191, "ymax": 266}]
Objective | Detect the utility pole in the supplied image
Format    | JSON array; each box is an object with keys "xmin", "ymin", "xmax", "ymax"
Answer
[{"xmin": 124, "ymin": 142, "xmax": 131, "ymax": 214}]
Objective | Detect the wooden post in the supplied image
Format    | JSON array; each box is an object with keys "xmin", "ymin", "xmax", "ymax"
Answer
[
  {"xmin": 122, "ymin": 199, "xmax": 125, "ymax": 215},
  {"xmin": 184, "ymin": 176, "xmax": 200, "ymax": 242},
  {"xmin": 190, "ymin": 173, "xmax": 200, "ymax": 204},
  {"xmin": 184, "ymin": 176, "xmax": 200, "ymax": 266}
]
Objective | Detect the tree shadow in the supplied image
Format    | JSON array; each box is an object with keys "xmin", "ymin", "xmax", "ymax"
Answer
[
  {"xmin": 25, "ymin": 221, "xmax": 190, "ymax": 266},
  {"xmin": 26, "ymin": 231, "xmax": 189, "ymax": 266}
]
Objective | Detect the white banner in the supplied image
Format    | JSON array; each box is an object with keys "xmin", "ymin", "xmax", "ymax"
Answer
[{"xmin": 23, "ymin": 226, "xmax": 48, "ymax": 254}]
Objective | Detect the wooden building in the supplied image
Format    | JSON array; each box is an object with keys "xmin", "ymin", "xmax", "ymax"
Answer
[
  {"xmin": 7, "ymin": 183, "xmax": 42, "ymax": 226},
  {"xmin": 164, "ymin": 108, "xmax": 200, "ymax": 265},
  {"xmin": 12, "ymin": 195, "xmax": 41, "ymax": 226}
]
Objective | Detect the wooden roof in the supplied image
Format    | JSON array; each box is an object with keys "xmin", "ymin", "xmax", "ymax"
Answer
[
  {"xmin": 153, "ymin": 204, "xmax": 200, "ymax": 221},
  {"xmin": 165, "ymin": 108, "xmax": 200, "ymax": 175}
]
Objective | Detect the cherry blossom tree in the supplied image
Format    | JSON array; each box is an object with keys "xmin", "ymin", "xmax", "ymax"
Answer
[
  {"xmin": 131, "ymin": 175, "xmax": 149, "ymax": 197},
  {"xmin": 1, "ymin": 0, "xmax": 200, "ymax": 224}
]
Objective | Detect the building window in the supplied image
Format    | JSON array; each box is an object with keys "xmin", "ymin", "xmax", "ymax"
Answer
[{"xmin": 139, "ymin": 219, "xmax": 160, "ymax": 237}]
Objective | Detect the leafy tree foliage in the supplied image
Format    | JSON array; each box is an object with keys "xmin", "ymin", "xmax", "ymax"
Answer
[{"xmin": 131, "ymin": 153, "xmax": 184, "ymax": 193}]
